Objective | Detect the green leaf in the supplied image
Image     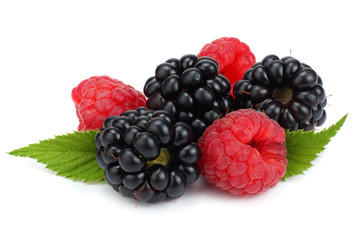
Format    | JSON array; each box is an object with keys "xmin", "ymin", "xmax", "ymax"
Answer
[
  {"xmin": 282, "ymin": 114, "xmax": 348, "ymax": 180},
  {"xmin": 8, "ymin": 130, "xmax": 104, "ymax": 183}
]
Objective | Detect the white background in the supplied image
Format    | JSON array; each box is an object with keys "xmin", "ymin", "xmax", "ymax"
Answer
[{"xmin": 1, "ymin": 0, "xmax": 359, "ymax": 239}]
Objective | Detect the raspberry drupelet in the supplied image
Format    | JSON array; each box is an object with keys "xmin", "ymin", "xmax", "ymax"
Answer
[
  {"xmin": 72, "ymin": 75, "xmax": 146, "ymax": 131},
  {"xmin": 198, "ymin": 109, "xmax": 287, "ymax": 196},
  {"xmin": 198, "ymin": 37, "xmax": 256, "ymax": 89}
]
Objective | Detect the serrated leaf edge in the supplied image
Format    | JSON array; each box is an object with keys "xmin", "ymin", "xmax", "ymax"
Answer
[
  {"xmin": 282, "ymin": 114, "xmax": 348, "ymax": 181},
  {"xmin": 8, "ymin": 130, "xmax": 105, "ymax": 183}
]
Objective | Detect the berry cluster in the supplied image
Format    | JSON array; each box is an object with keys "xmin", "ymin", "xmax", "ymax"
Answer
[
  {"xmin": 95, "ymin": 107, "xmax": 201, "ymax": 203},
  {"xmin": 233, "ymin": 55, "xmax": 327, "ymax": 131},
  {"xmin": 144, "ymin": 54, "xmax": 234, "ymax": 141},
  {"xmin": 86, "ymin": 38, "xmax": 330, "ymax": 201}
]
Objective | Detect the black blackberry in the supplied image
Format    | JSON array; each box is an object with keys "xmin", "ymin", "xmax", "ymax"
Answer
[
  {"xmin": 233, "ymin": 54, "xmax": 327, "ymax": 131},
  {"xmin": 95, "ymin": 107, "xmax": 201, "ymax": 203},
  {"xmin": 144, "ymin": 54, "xmax": 234, "ymax": 140}
]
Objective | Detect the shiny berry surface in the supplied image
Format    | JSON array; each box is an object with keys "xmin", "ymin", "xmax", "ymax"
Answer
[
  {"xmin": 144, "ymin": 55, "xmax": 234, "ymax": 141},
  {"xmin": 95, "ymin": 107, "xmax": 201, "ymax": 203},
  {"xmin": 233, "ymin": 54, "xmax": 327, "ymax": 131}
]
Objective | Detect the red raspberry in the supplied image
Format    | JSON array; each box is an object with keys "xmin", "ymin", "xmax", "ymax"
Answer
[
  {"xmin": 71, "ymin": 76, "xmax": 146, "ymax": 131},
  {"xmin": 198, "ymin": 37, "xmax": 256, "ymax": 88},
  {"xmin": 198, "ymin": 109, "xmax": 287, "ymax": 196}
]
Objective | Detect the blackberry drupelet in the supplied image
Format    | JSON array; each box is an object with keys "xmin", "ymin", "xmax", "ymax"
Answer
[
  {"xmin": 95, "ymin": 107, "xmax": 201, "ymax": 203},
  {"xmin": 233, "ymin": 54, "xmax": 327, "ymax": 131},
  {"xmin": 144, "ymin": 54, "xmax": 234, "ymax": 140}
]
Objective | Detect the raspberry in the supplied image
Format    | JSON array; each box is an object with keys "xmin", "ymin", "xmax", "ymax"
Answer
[
  {"xmin": 198, "ymin": 109, "xmax": 287, "ymax": 196},
  {"xmin": 71, "ymin": 76, "xmax": 146, "ymax": 131},
  {"xmin": 95, "ymin": 107, "xmax": 201, "ymax": 203},
  {"xmin": 144, "ymin": 54, "xmax": 234, "ymax": 141},
  {"xmin": 233, "ymin": 55, "xmax": 327, "ymax": 131},
  {"xmin": 198, "ymin": 37, "xmax": 256, "ymax": 87}
]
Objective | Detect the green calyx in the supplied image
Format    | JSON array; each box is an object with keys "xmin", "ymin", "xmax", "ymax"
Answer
[
  {"xmin": 147, "ymin": 148, "xmax": 172, "ymax": 169},
  {"xmin": 273, "ymin": 86, "xmax": 294, "ymax": 104}
]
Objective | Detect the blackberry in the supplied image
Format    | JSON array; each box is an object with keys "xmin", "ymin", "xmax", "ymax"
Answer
[
  {"xmin": 144, "ymin": 54, "xmax": 234, "ymax": 141},
  {"xmin": 233, "ymin": 54, "xmax": 327, "ymax": 131},
  {"xmin": 95, "ymin": 107, "xmax": 201, "ymax": 203}
]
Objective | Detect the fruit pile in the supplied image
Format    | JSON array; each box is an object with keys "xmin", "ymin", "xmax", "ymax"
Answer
[
  {"xmin": 81, "ymin": 37, "xmax": 329, "ymax": 202},
  {"xmin": 9, "ymin": 37, "xmax": 346, "ymax": 205}
]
